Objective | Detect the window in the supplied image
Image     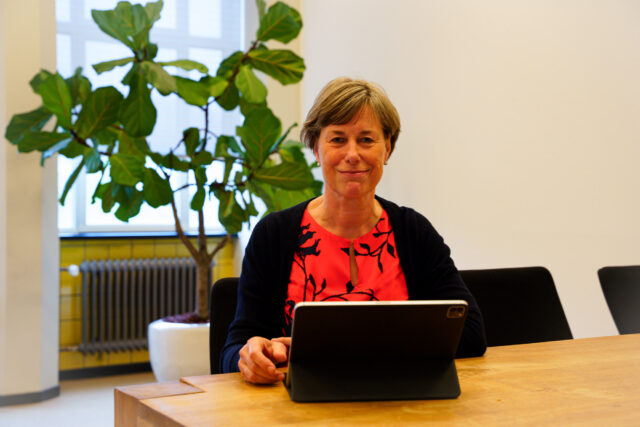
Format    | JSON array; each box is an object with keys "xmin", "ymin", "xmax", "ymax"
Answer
[{"xmin": 55, "ymin": 0, "xmax": 245, "ymax": 233}]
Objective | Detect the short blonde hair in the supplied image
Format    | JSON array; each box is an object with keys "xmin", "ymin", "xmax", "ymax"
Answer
[{"xmin": 301, "ymin": 77, "xmax": 401, "ymax": 155}]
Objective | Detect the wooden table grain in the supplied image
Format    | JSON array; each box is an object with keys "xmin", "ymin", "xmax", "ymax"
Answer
[{"xmin": 115, "ymin": 334, "xmax": 640, "ymax": 426}]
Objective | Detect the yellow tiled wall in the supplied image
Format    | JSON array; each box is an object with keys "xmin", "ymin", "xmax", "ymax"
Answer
[{"xmin": 59, "ymin": 236, "xmax": 235, "ymax": 372}]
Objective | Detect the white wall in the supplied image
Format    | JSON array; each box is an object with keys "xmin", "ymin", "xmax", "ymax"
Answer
[
  {"xmin": 0, "ymin": 0, "xmax": 59, "ymax": 399},
  {"xmin": 301, "ymin": 0, "xmax": 640, "ymax": 338}
]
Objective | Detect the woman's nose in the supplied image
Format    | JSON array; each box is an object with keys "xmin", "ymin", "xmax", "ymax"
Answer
[{"xmin": 344, "ymin": 139, "xmax": 360, "ymax": 163}]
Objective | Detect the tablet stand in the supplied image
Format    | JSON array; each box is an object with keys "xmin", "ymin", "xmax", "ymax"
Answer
[{"xmin": 284, "ymin": 358, "xmax": 460, "ymax": 402}]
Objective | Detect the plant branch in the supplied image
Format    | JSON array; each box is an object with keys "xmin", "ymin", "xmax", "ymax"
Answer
[
  {"xmin": 207, "ymin": 233, "xmax": 230, "ymax": 265},
  {"xmin": 198, "ymin": 208, "xmax": 207, "ymax": 257},
  {"xmin": 70, "ymin": 130, "xmax": 110, "ymax": 156},
  {"xmin": 173, "ymin": 182, "xmax": 196, "ymax": 193},
  {"xmin": 172, "ymin": 134, "xmax": 186, "ymax": 152},
  {"xmin": 201, "ymin": 104, "xmax": 210, "ymax": 152},
  {"xmin": 161, "ymin": 168, "xmax": 199, "ymax": 260}
]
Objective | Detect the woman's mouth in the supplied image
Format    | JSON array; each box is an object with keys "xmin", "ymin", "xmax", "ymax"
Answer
[{"xmin": 339, "ymin": 170, "xmax": 367, "ymax": 175}]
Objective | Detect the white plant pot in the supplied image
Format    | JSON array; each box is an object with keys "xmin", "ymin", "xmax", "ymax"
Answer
[{"xmin": 148, "ymin": 319, "xmax": 210, "ymax": 382}]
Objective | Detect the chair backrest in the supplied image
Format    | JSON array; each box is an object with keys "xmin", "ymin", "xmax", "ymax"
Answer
[
  {"xmin": 209, "ymin": 277, "xmax": 239, "ymax": 374},
  {"xmin": 598, "ymin": 265, "xmax": 640, "ymax": 335},
  {"xmin": 459, "ymin": 266, "xmax": 572, "ymax": 347}
]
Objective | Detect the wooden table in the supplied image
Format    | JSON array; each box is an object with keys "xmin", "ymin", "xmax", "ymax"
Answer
[{"xmin": 115, "ymin": 334, "xmax": 640, "ymax": 426}]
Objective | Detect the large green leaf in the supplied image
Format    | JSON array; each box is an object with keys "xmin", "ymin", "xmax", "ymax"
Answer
[
  {"xmin": 93, "ymin": 57, "xmax": 135, "ymax": 74},
  {"xmin": 90, "ymin": 127, "xmax": 118, "ymax": 148},
  {"xmin": 140, "ymin": 61, "xmax": 176, "ymax": 95},
  {"xmin": 194, "ymin": 167, "xmax": 208, "ymax": 186},
  {"xmin": 253, "ymin": 161, "xmax": 314, "ymax": 190},
  {"xmin": 256, "ymin": 0, "xmax": 267, "ymax": 21},
  {"xmin": 216, "ymin": 51, "xmax": 243, "ymax": 79},
  {"xmin": 91, "ymin": 4, "xmax": 135, "ymax": 50},
  {"xmin": 190, "ymin": 187, "xmax": 206, "ymax": 211},
  {"xmin": 247, "ymin": 180, "xmax": 276, "ymax": 212},
  {"xmin": 278, "ymin": 140, "xmax": 306, "ymax": 163},
  {"xmin": 191, "ymin": 151, "xmax": 213, "ymax": 166},
  {"xmin": 5, "ymin": 107, "xmax": 52, "ymax": 144},
  {"xmin": 175, "ymin": 76, "xmax": 210, "ymax": 106},
  {"xmin": 66, "ymin": 68, "xmax": 92, "ymax": 105},
  {"xmin": 215, "ymin": 135, "xmax": 243, "ymax": 158},
  {"xmin": 249, "ymin": 179, "xmax": 321, "ymax": 213},
  {"xmin": 270, "ymin": 122, "xmax": 296, "ymax": 154},
  {"xmin": 116, "ymin": 129, "xmax": 150, "ymax": 156},
  {"xmin": 145, "ymin": 43, "xmax": 159, "ymax": 61},
  {"xmin": 222, "ymin": 157, "xmax": 235, "ymax": 183},
  {"xmin": 41, "ymin": 137, "xmax": 73, "ymax": 165},
  {"xmin": 236, "ymin": 65, "xmax": 267, "ymax": 104},
  {"xmin": 83, "ymin": 149, "xmax": 103, "ymax": 173},
  {"xmin": 151, "ymin": 152, "xmax": 190, "ymax": 172},
  {"xmin": 119, "ymin": 68, "xmax": 156, "ymax": 137},
  {"xmin": 157, "ymin": 59, "xmax": 208, "ymax": 74},
  {"xmin": 247, "ymin": 49, "xmax": 304, "ymax": 85},
  {"xmin": 183, "ymin": 127, "xmax": 200, "ymax": 156},
  {"xmin": 95, "ymin": 182, "xmax": 116, "ymax": 212},
  {"xmin": 110, "ymin": 153, "xmax": 145, "ymax": 186},
  {"xmin": 143, "ymin": 168, "xmax": 173, "ymax": 207},
  {"xmin": 114, "ymin": 186, "xmax": 144, "ymax": 222},
  {"xmin": 75, "ymin": 87, "xmax": 124, "ymax": 139},
  {"xmin": 59, "ymin": 140, "xmax": 90, "ymax": 159},
  {"xmin": 144, "ymin": 0, "xmax": 163, "ymax": 24},
  {"xmin": 216, "ymin": 82, "xmax": 239, "ymax": 111},
  {"xmin": 256, "ymin": 1, "xmax": 302, "ymax": 44},
  {"xmin": 236, "ymin": 107, "xmax": 281, "ymax": 166},
  {"xmin": 213, "ymin": 189, "xmax": 244, "ymax": 234},
  {"xmin": 239, "ymin": 97, "xmax": 266, "ymax": 117},
  {"xmin": 16, "ymin": 131, "xmax": 71, "ymax": 153},
  {"xmin": 91, "ymin": 1, "xmax": 154, "ymax": 50},
  {"xmin": 37, "ymin": 73, "xmax": 73, "ymax": 129},
  {"xmin": 60, "ymin": 158, "xmax": 85, "ymax": 205},
  {"xmin": 272, "ymin": 185, "xmax": 319, "ymax": 211},
  {"xmin": 202, "ymin": 76, "xmax": 228, "ymax": 98},
  {"xmin": 29, "ymin": 70, "xmax": 53, "ymax": 93}
]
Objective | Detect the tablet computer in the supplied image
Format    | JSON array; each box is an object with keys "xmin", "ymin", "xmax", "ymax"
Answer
[{"xmin": 284, "ymin": 300, "xmax": 468, "ymax": 402}]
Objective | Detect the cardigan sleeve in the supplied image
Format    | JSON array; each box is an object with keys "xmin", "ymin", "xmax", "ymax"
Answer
[{"xmin": 219, "ymin": 216, "xmax": 286, "ymax": 373}]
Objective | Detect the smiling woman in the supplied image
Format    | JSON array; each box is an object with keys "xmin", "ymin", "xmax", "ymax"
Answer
[{"xmin": 220, "ymin": 77, "xmax": 488, "ymax": 384}]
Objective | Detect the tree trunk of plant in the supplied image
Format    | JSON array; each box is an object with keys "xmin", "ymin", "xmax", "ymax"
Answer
[{"xmin": 195, "ymin": 259, "xmax": 211, "ymax": 321}]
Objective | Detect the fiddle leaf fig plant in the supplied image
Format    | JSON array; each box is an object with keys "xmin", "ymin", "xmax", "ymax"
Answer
[{"xmin": 5, "ymin": 0, "xmax": 321, "ymax": 321}]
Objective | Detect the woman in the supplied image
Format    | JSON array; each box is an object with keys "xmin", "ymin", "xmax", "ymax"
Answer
[{"xmin": 221, "ymin": 77, "xmax": 487, "ymax": 383}]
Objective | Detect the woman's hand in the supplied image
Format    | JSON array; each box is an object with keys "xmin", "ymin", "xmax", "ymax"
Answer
[{"xmin": 238, "ymin": 336, "xmax": 291, "ymax": 384}]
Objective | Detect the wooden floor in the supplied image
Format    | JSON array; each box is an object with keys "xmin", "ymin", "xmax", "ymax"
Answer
[{"xmin": 0, "ymin": 372, "xmax": 156, "ymax": 427}]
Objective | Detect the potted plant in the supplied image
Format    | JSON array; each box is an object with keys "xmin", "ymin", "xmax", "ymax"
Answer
[{"xmin": 5, "ymin": 0, "xmax": 320, "ymax": 380}]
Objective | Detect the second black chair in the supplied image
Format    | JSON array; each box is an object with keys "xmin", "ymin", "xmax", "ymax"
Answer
[
  {"xmin": 209, "ymin": 277, "xmax": 239, "ymax": 374},
  {"xmin": 598, "ymin": 265, "xmax": 640, "ymax": 334},
  {"xmin": 459, "ymin": 266, "xmax": 572, "ymax": 347}
]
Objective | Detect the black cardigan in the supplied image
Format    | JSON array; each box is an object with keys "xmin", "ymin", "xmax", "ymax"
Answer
[{"xmin": 220, "ymin": 196, "xmax": 487, "ymax": 372}]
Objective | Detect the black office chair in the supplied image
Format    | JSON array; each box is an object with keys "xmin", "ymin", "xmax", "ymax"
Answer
[
  {"xmin": 459, "ymin": 266, "xmax": 572, "ymax": 347},
  {"xmin": 598, "ymin": 265, "xmax": 640, "ymax": 335},
  {"xmin": 209, "ymin": 277, "xmax": 239, "ymax": 374}
]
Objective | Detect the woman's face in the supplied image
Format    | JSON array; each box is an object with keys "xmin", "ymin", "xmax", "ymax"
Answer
[{"xmin": 314, "ymin": 105, "xmax": 391, "ymax": 201}]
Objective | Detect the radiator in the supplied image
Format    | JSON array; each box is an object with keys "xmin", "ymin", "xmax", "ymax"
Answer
[{"xmin": 78, "ymin": 257, "xmax": 209, "ymax": 354}]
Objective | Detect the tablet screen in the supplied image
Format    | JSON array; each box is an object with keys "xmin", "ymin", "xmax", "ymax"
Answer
[{"xmin": 289, "ymin": 300, "xmax": 468, "ymax": 362}]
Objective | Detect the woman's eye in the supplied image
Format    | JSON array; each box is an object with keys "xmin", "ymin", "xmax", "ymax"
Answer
[
  {"xmin": 331, "ymin": 137, "xmax": 345, "ymax": 143},
  {"xmin": 360, "ymin": 137, "xmax": 374, "ymax": 143}
]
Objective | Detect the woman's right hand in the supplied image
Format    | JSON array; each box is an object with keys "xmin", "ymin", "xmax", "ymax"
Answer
[{"xmin": 238, "ymin": 336, "xmax": 290, "ymax": 384}]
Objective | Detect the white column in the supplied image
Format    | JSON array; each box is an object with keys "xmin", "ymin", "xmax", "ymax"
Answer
[{"xmin": 0, "ymin": 0, "xmax": 59, "ymax": 404}]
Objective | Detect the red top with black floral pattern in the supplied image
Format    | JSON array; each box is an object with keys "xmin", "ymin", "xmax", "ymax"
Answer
[{"xmin": 284, "ymin": 208, "xmax": 408, "ymax": 328}]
